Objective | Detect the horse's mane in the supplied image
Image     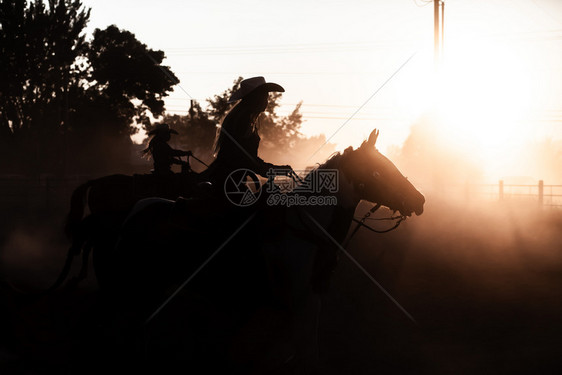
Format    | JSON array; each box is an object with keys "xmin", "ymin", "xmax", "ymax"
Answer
[{"xmin": 303, "ymin": 147, "xmax": 353, "ymax": 181}]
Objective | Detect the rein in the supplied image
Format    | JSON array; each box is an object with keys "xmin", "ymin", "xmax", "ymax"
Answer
[
  {"xmin": 283, "ymin": 169, "xmax": 405, "ymax": 249},
  {"xmin": 284, "ymin": 166, "xmax": 406, "ymax": 248},
  {"xmin": 189, "ymin": 154, "xmax": 209, "ymax": 168},
  {"xmin": 343, "ymin": 204, "xmax": 406, "ymax": 248},
  {"xmin": 352, "ymin": 209, "xmax": 406, "ymax": 234}
]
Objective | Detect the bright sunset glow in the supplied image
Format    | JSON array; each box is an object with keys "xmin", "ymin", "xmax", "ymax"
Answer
[
  {"xmin": 442, "ymin": 41, "xmax": 531, "ymax": 165},
  {"xmin": 395, "ymin": 33, "xmax": 552, "ymax": 181}
]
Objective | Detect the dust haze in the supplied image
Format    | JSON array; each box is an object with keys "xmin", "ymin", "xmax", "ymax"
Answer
[{"xmin": 1, "ymin": 122, "xmax": 562, "ymax": 373}]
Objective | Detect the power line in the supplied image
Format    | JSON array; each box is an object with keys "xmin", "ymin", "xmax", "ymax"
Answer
[
  {"xmin": 161, "ymin": 29, "xmax": 562, "ymax": 57},
  {"xmin": 164, "ymin": 39, "xmax": 419, "ymax": 52},
  {"xmin": 165, "ymin": 98, "xmax": 365, "ymax": 108},
  {"xmin": 170, "ymin": 71, "xmax": 399, "ymax": 76},
  {"xmin": 163, "ymin": 105, "xmax": 562, "ymax": 122},
  {"xmin": 163, "ymin": 41, "xmax": 421, "ymax": 56},
  {"xmin": 163, "ymin": 109, "xmax": 410, "ymax": 122},
  {"xmin": 164, "ymin": 103, "xmax": 562, "ymax": 116}
]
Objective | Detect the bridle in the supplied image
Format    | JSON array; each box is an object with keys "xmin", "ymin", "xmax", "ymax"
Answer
[
  {"xmin": 353, "ymin": 203, "xmax": 406, "ymax": 233},
  {"xmin": 285, "ymin": 168, "xmax": 407, "ymax": 249},
  {"xmin": 341, "ymin": 203, "xmax": 406, "ymax": 248}
]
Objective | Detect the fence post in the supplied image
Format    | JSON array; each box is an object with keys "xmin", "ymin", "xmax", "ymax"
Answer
[
  {"xmin": 538, "ymin": 180, "xmax": 544, "ymax": 207},
  {"xmin": 499, "ymin": 180, "xmax": 504, "ymax": 202}
]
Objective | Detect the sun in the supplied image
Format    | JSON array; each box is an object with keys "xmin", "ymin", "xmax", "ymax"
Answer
[
  {"xmin": 436, "ymin": 39, "xmax": 534, "ymax": 177},
  {"xmin": 397, "ymin": 38, "xmax": 535, "ymax": 180}
]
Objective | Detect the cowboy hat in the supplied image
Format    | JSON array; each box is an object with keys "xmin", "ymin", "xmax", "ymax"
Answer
[
  {"xmin": 228, "ymin": 76, "xmax": 284, "ymax": 103},
  {"xmin": 148, "ymin": 123, "xmax": 178, "ymax": 136}
]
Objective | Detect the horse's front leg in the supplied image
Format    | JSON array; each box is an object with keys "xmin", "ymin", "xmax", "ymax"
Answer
[
  {"xmin": 291, "ymin": 290, "xmax": 322, "ymax": 373},
  {"xmin": 274, "ymin": 239, "xmax": 322, "ymax": 374}
]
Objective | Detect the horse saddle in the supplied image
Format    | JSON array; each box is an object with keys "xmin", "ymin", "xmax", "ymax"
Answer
[
  {"xmin": 132, "ymin": 172, "xmax": 198, "ymax": 200},
  {"xmin": 171, "ymin": 192, "xmax": 225, "ymax": 231}
]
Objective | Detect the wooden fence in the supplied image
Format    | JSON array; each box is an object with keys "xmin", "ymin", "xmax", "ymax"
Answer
[
  {"xmin": 437, "ymin": 180, "xmax": 562, "ymax": 208},
  {"xmin": 498, "ymin": 180, "xmax": 562, "ymax": 208},
  {"xmin": 1, "ymin": 175, "xmax": 561, "ymax": 211}
]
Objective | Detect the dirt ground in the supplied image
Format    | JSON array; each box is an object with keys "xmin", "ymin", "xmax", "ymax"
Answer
[{"xmin": 1, "ymin": 196, "xmax": 561, "ymax": 374}]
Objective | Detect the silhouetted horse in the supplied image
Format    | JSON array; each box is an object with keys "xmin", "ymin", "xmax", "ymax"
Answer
[
  {"xmin": 64, "ymin": 160, "xmax": 197, "ymax": 239},
  {"xmin": 90, "ymin": 129, "xmax": 424, "ymax": 374},
  {"xmin": 51, "ymin": 159, "xmax": 203, "ymax": 291}
]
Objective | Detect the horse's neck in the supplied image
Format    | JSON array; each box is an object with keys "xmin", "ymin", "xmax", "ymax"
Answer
[
  {"xmin": 335, "ymin": 166, "xmax": 360, "ymax": 211},
  {"xmin": 331, "ymin": 166, "xmax": 360, "ymax": 243},
  {"xmin": 299, "ymin": 165, "xmax": 360, "ymax": 244}
]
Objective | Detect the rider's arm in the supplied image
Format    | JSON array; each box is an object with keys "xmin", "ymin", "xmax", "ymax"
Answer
[
  {"xmin": 254, "ymin": 158, "xmax": 292, "ymax": 177},
  {"xmin": 253, "ymin": 157, "xmax": 276, "ymax": 177},
  {"xmin": 216, "ymin": 125, "xmax": 293, "ymax": 177}
]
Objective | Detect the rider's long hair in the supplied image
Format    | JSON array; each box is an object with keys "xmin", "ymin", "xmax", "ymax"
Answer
[
  {"xmin": 213, "ymin": 90, "xmax": 266, "ymax": 157},
  {"xmin": 142, "ymin": 133, "xmax": 166, "ymax": 159}
]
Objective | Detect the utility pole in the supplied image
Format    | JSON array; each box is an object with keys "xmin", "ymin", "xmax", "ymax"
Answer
[
  {"xmin": 434, "ymin": 0, "xmax": 440, "ymax": 67},
  {"xmin": 434, "ymin": 0, "xmax": 444, "ymax": 69},
  {"xmin": 189, "ymin": 99, "xmax": 195, "ymax": 119},
  {"xmin": 441, "ymin": 0, "xmax": 445, "ymax": 61}
]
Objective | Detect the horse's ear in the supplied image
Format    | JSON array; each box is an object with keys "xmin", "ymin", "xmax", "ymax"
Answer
[{"xmin": 367, "ymin": 128, "xmax": 379, "ymax": 147}]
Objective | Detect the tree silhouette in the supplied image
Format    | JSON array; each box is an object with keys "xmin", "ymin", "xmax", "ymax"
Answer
[
  {"xmin": 0, "ymin": 0, "xmax": 178, "ymax": 174},
  {"xmin": 0, "ymin": 0, "xmax": 89, "ymax": 137},
  {"xmin": 0, "ymin": 0, "xmax": 90, "ymax": 173},
  {"xmin": 68, "ymin": 25, "xmax": 178, "ymax": 173},
  {"xmin": 87, "ymin": 25, "xmax": 177, "ymax": 134},
  {"xmin": 1, "ymin": 1, "xmax": 334, "ymax": 175},
  {"xmin": 205, "ymin": 77, "xmax": 243, "ymax": 123},
  {"xmin": 162, "ymin": 101, "xmax": 217, "ymax": 171},
  {"xmin": 161, "ymin": 78, "xmax": 243, "ymax": 170},
  {"xmin": 162, "ymin": 78, "xmax": 336, "ymax": 171}
]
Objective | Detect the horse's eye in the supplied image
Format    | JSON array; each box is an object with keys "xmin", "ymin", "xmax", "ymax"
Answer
[{"xmin": 372, "ymin": 171, "xmax": 380, "ymax": 178}]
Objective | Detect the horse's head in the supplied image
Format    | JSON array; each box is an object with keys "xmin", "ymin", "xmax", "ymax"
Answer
[{"xmin": 341, "ymin": 129, "xmax": 425, "ymax": 217}]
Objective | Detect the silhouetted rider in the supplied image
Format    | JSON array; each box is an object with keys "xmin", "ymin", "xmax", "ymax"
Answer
[
  {"xmin": 209, "ymin": 76, "xmax": 293, "ymax": 184},
  {"xmin": 143, "ymin": 123, "xmax": 192, "ymax": 175}
]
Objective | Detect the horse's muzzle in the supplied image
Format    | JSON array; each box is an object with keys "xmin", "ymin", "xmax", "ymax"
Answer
[
  {"xmin": 413, "ymin": 193, "xmax": 425, "ymax": 216},
  {"xmin": 403, "ymin": 193, "xmax": 425, "ymax": 216}
]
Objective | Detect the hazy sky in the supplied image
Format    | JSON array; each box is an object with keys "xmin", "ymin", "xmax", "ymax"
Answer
[{"xmin": 81, "ymin": 0, "xmax": 562, "ymax": 158}]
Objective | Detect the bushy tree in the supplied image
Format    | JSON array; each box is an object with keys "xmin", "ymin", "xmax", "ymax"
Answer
[
  {"xmin": 161, "ymin": 101, "xmax": 217, "ymax": 171},
  {"xmin": 86, "ymin": 25, "xmax": 177, "ymax": 134},
  {"xmin": 69, "ymin": 25, "xmax": 178, "ymax": 173},
  {"xmin": 0, "ymin": 0, "xmax": 178, "ymax": 174},
  {"xmin": 0, "ymin": 0, "xmax": 89, "ymax": 136},
  {"xmin": 205, "ymin": 77, "xmax": 243, "ymax": 123},
  {"xmin": 164, "ymin": 77, "xmax": 336, "ymax": 171},
  {"xmin": 0, "ymin": 0, "xmax": 90, "ymax": 172}
]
